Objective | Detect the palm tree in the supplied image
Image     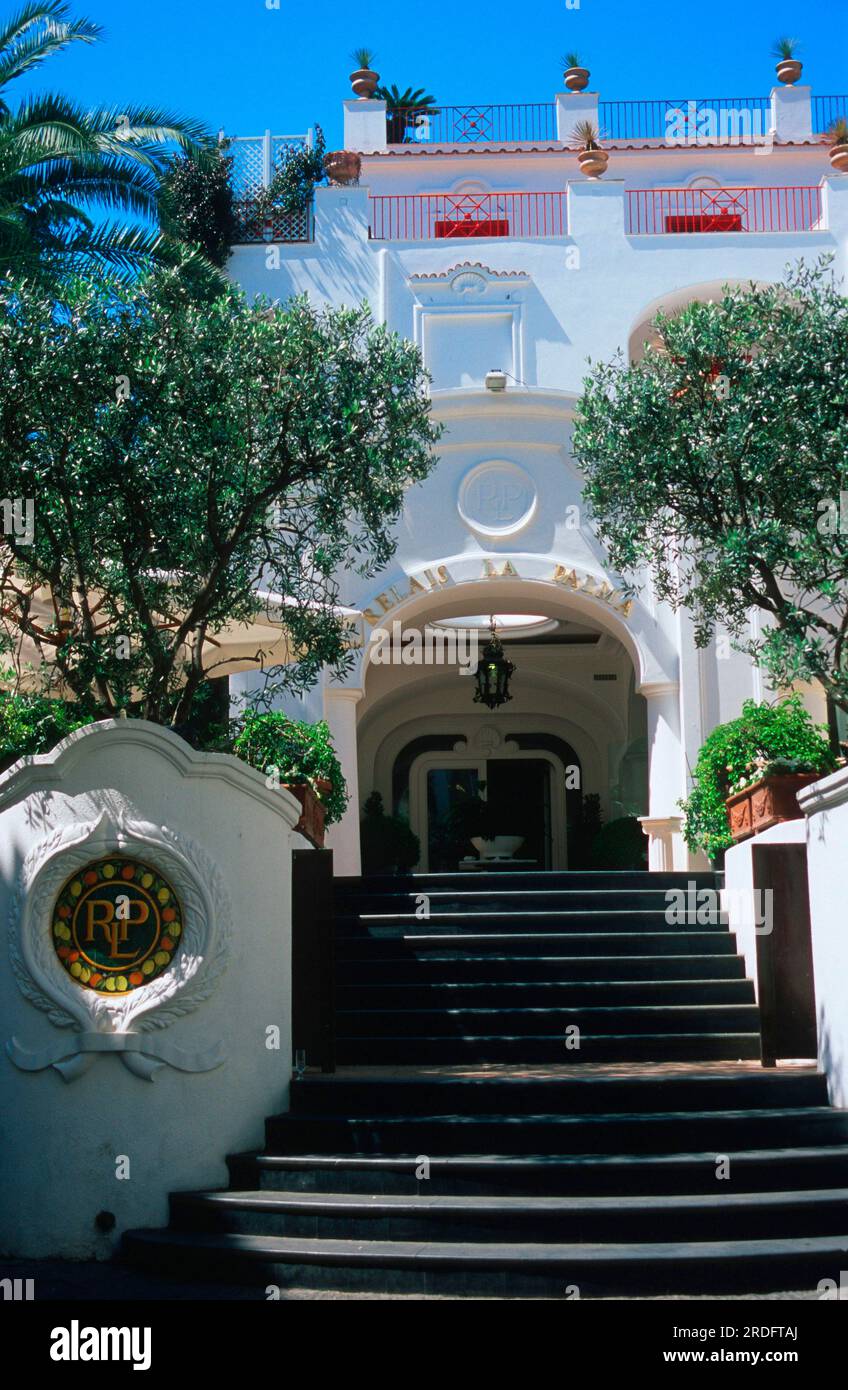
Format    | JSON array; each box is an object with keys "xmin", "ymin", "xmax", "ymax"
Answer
[
  {"xmin": 0, "ymin": 2, "xmax": 213, "ymax": 284},
  {"xmin": 375, "ymin": 84, "xmax": 438, "ymax": 144}
]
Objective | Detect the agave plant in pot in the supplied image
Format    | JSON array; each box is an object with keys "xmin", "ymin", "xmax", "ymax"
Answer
[
  {"xmin": 828, "ymin": 117, "xmax": 848, "ymax": 173},
  {"xmin": 350, "ymin": 46, "xmax": 380, "ymax": 99},
  {"xmin": 562, "ymin": 52, "xmax": 590, "ymax": 93},
  {"xmin": 772, "ymin": 36, "xmax": 802, "ymax": 85},
  {"xmin": 573, "ymin": 120, "xmax": 608, "ymax": 178}
]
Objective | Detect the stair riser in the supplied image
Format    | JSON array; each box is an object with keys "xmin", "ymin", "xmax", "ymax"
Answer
[
  {"xmin": 266, "ymin": 1112, "xmax": 848, "ymax": 1156},
  {"xmin": 339, "ymin": 1007, "xmax": 761, "ymax": 1038},
  {"xmin": 340, "ymin": 914, "xmax": 728, "ymax": 936},
  {"xmin": 336, "ymin": 956, "xmax": 749, "ymax": 983},
  {"xmin": 338, "ymin": 892, "xmax": 705, "ymax": 913},
  {"xmin": 336, "ymin": 934, "xmax": 739, "ymax": 958},
  {"xmin": 337, "ymin": 872, "xmax": 722, "ymax": 893},
  {"xmin": 232, "ymin": 1153, "xmax": 848, "ymax": 1198},
  {"xmin": 337, "ymin": 982, "xmax": 756, "ymax": 1009},
  {"xmin": 335, "ymin": 1035, "xmax": 762, "ymax": 1064},
  {"xmin": 170, "ymin": 1200, "xmax": 848, "ymax": 1246},
  {"xmin": 124, "ymin": 1237, "xmax": 848, "ymax": 1298},
  {"xmin": 289, "ymin": 1075, "xmax": 828, "ymax": 1116}
]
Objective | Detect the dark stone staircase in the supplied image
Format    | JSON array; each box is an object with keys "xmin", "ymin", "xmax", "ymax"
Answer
[{"xmin": 124, "ymin": 870, "xmax": 848, "ymax": 1297}]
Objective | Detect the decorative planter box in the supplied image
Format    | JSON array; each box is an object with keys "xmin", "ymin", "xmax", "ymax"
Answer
[
  {"xmin": 726, "ymin": 773, "xmax": 821, "ymax": 844},
  {"xmin": 286, "ymin": 779, "xmax": 332, "ymax": 849}
]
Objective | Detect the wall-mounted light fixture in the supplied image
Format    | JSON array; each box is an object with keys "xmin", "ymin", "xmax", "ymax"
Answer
[{"xmin": 485, "ymin": 369, "xmax": 508, "ymax": 393}]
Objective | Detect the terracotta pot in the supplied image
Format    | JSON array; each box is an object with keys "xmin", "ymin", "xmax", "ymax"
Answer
[
  {"xmin": 775, "ymin": 59, "xmax": 802, "ymax": 85},
  {"xmin": 350, "ymin": 67, "xmax": 379, "ymax": 99},
  {"xmin": 725, "ymin": 772, "xmax": 821, "ymax": 844},
  {"xmin": 829, "ymin": 142, "xmax": 848, "ymax": 173},
  {"xmin": 564, "ymin": 66, "xmax": 590, "ymax": 92},
  {"xmin": 323, "ymin": 150, "xmax": 362, "ymax": 185},
  {"xmin": 577, "ymin": 148, "xmax": 609, "ymax": 178},
  {"xmin": 285, "ymin": 782, "xmax": 327, "ymax": 849}
]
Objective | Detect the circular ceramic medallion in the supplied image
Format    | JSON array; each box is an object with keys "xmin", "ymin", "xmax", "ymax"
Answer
[
  {"xmin": 51, "ymin": 856, "xmax": 183, "ymax": 994},
  {"xmin": 458, "ymin": 462, "xmax": 538, "ymax": 538}
]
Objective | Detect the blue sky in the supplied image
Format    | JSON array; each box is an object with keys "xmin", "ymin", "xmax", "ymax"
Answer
[{"xmin": 10, "ymin": 0, "xmax": 848, "ymax": 148}]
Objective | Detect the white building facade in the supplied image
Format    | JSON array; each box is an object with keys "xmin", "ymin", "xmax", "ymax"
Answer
[{"xmin": 228, "ymin": 82, "xmax": 848, "ymax": 876}]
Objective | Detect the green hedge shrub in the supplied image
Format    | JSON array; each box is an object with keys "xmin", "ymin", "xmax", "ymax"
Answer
[{"xmin": 0, "ymin": 692, "xmax": 95, "ymax": 771}]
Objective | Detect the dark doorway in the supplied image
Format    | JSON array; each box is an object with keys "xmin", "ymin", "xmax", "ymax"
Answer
[{"xmin": 486, "ymin": 759, "xmax": 552, "ymax": 869}]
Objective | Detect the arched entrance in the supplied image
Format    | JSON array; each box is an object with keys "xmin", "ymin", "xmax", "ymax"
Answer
[{"xmin": 323, "ymin": 571, "xmax": 687, "ymax": 874}]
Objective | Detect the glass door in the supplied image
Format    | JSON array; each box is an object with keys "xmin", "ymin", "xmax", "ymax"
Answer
[{"xmin": 426, "ymin": 766, "xmax": 482, "ymax": 872}]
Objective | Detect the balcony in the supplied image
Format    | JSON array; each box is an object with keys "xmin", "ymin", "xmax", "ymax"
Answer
[
  {"xmin": 626, "ymin": 186, "xmax": 824, "ymax": 235},
  {"xmin": 380, "ymin": 95, "xmax": 846, "ymax": 147},
  {"xmin": 369, "ymin": 191, "xmax": 568, "ymax": 241}
]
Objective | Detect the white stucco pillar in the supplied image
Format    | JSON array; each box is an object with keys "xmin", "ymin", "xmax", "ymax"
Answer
[
  {"xmin": 769, "ymin": 84, "xmax": 812, "ymax": 142},
  {"xmin": 638, "ymin": 681, "xmax": 687, "ymax": 870},
  {"xmin": 556, "ymin": 91, "xmax": 599, "ymax": 143},
  {"xmin": 323, "ymin": 685, "xmax": 363, "ymax": 876},
  {"xmin": 343, "ymin": 99, "xmax": 387, "ymax": 152},
  {"xmin": 566, "ymin": 179, "xmax": 626, "ymax": 241}
]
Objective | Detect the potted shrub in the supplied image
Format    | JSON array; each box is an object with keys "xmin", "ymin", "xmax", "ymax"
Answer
[
  {"xmin": 772, "ymin": 37, "xmax": 802, "ymax": 85},
  {"xmin": 573, "ymin": 120, "xmax": 608, "ymax": 178},
  {"xmin": 323, "ymin": 150, "xmax": 362, "ymax": 185},
  {"xmin": 681, "ymin": 696, "xmax": 836, "ymax": 862},
  {"xmin": 232, "ymin": 713, "xmax": 348, "ymax": 849},
  {"xmin": 827, "ymin": 117, "xmax": 848, "ymax": 172},
  {"xmin": 360, "ymin": 792, "xmax": 420, "ymax": 873},
  {"xmin": 350, "ymin": 47, "xmax": 380, "ymax": 99},
  {"xmin": 562, "ymin": 53, "xmax": 590, "ymax": 93},
  {"xmin": 589, "ymin": 817, "xmax": 648, "ymax": 870}
]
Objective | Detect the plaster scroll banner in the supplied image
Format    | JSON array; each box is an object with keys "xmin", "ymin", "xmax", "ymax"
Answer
[
  {"xmin": 6, "ymin": 810, "xmax": 233, "ymax": 1082},
  {"xmin": 458, "ymin": 462, "xmax": 538, "ymax": 539}
]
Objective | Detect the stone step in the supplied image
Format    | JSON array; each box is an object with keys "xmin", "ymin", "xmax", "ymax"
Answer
[
  {"xmin": 337, "ymin": 910, "xmax": 728, "ymax": 935},
  {"xmin": 337, "ymin": 888, "xmax": 714, "ymax": 914},
  {"xmin": 228, "ymin": 1144, "xmax": 848, "ymax": 1198},
  {"xmin": 337, "ymin": 979, "xmax": 756, "ymax": 1010},
  {"xmin": 265, "ymin": 1105, "xmax": 848, "ymax": 1155},
  {"xmin": 289, "ymin": 1071, "xmax": 827, "ymax": 1116},
  {"xmin": 123, "ymin": 1226, "xmax": 848, "ymax": 1297},
  {"xmin": 167, "ymin": 1185, "xmax": 848, "ymax": 1245},
  {"xmin": 336, "ymin": 932, "xmax": 740, "ymax": 958},
  {"xmin": 337, "ymin": 1003, "xmax": 761, "ymax": 1039},
  {"xmin": 335, "ymin": 1031, "xmax": 762, "ymax": 1064},
  {"xmin": 335, "ymin": 953, "xmax": 749, "ymax": 984},
  {"xmin": 336, "ymin": 871, "xmax": 722, "ymax": 893}
]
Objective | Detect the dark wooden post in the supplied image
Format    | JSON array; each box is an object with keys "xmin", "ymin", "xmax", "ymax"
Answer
[
  {"xmin": 291, "ymin": 848, "xmax": 336, "ymax": 1073},
  {"xmin": 752, "ymin": 843, "xmax": 817, "ymax": 1066}
]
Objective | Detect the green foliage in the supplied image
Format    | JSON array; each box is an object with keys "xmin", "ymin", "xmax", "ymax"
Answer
[
  {"xmin": 253, "ymin": 128, "xmax": 326, "ymax": 219},
  {"xmin": 562, "ymin": 53, "xmax": 583, "ymax": 69},
  {"xmin": 0, "ymin": 689, "xmax": 94, "ymax": 769},
  {"xmin": 351, "ymin": 48, "xmax": 376, "ymax": 70},
  {"xmin": 376, "ymin": 87, "xmax": 438, "ymax": 144},
  {"xmin": 0, "ymin": 3, "xmax": 211, "ymax": 285},
  {"xmin": 572, "ymin": 260, "xmax": 848, "ymax": 714},
  {"xmin": 232, "ymin": 713, "xmax": 348, "ymax": 824},
  {"xmin": 589, "ymin": 817, "xmax": 647, "ymax": 870},
  {"xmin": 829, "ymin": 116, "xmax": 848, "ymax": 145},
  {"xmin": 681, "ymin": 697, "xmax": 835, "ymax": 858},
  {"xmin": 0, "ymin": 267, "xmax": 441, "ymax": 725},
  {"xmin": 772, "ymin": 36, "xmax": 800, "ymax": 60},
  {"xmin": 360, "ymin": 791, "xmax": 420, "ymax": 873},
  {"xmin": 158, "ymin": 146, "xmax": 237, "ymax": 269}
]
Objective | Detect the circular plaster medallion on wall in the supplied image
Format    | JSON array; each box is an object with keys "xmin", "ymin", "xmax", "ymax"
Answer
[{"xmin": 458, "ymin": 461, "xmax": 538, "ymax": 538}]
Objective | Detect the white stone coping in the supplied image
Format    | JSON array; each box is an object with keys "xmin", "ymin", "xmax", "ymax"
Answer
[
  {"xmin": 797, "ymin": 764, "xmax": 848, "ymax": 816},
  {"xmin": 0, "ymin": 719, "xmax": 301, "ymax": 827}
]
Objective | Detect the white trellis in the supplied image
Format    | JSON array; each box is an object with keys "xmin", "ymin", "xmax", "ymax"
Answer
[{"xmin": 226, "ymin": 129, "xmax": 315, "ymax": 200}]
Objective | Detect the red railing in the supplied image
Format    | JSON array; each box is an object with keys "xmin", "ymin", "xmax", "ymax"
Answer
[
  {"xmin": 370, "ymin": 191, "xmax": 568, "ymax": 241},
  {"xmin": 386, "ymin": 103, "xmax": 557, "ymax": 145},
  {"xmin": 627, "ymin": 186, "xmax": 823, "ymax": 235}
]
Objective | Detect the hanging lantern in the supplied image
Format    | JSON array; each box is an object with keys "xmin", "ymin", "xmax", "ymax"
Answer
[{"xmin": 474, "ymin": 619, "xmax": 515, "ymax": 710}]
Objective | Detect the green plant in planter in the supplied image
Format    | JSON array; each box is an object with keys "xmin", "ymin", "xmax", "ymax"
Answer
[
  {"xmin": 0, "ymin": 689, "xmax": 96, "ymax": 771},
  {"xmin": 572, "ymin": 119, "xmax": 602, "ymax": 151},
  {"xmin": 562, "ymin": 52, "xmax": 583, "ymax": 69},
  {"xmin": 771, "ymin": 36, "xmax": 800, "ymax": 60},
  {"xmin": 360, "ymin": 791, "xmax": 420, "ymax": 873},
  {"xmin": 376, "ymin": 85, "xmax": 438, "ymax": 143},
  {"xmin": 158, "ymin": 145, "xmax": 238, "ymax": 269},
  {"xmin": 828, "ymin": 116, "xmax": 848, "ymax": 145},
  {"xmin": 681, "ymin": 696, "xmax": 835, "ymax": 859},
  {"xmin": 232, "ymin": 712, "xmax": 348, "ymax": 825},
  {"xmin": 351, "ymin": 47, "xmax": 377, "ymax": 70},
  {"xmin": 253, "ymin": 127, "xmax": 327, "ymax": 219}
]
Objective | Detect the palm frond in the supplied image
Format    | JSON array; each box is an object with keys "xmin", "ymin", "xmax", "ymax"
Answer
[{"xmin": 0, "ymin": 2, "xmax": 101, "ymax": 94}]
